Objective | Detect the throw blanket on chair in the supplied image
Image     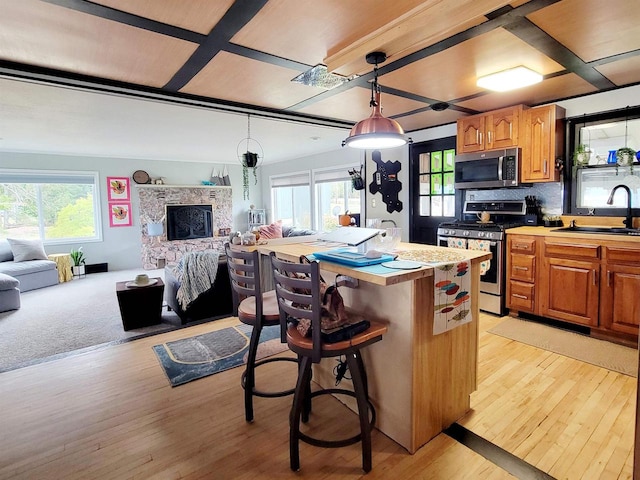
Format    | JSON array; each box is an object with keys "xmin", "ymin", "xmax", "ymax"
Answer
[{"xmin": 176, "ymin": 251, "xmax": 220, "ymax": 310}]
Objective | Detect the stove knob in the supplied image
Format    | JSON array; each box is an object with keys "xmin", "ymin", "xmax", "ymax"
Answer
[
  {"xmin": 478, "ymin": 231, "xmax": 485, "ymax": 237},
  {"xmin": 463, "ymin": 230, "xmax": 470, "ymax": 237},
  {"xmin": 448, "ymin": 229, "xmax": 455, "ymax": 235}
]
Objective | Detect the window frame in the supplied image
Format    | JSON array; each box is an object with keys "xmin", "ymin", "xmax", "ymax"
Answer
[
  {"xmin": 565, "ymin": 106, "xmax": 640, "ymax": 216},
  {"xmin": 0, "ymin": 168, "xmax": 103, "ymax": 245},
  {"xmin": 270, "ymin": 164, "xmax": 364, "ymax": 231},
  {"xmin": 270, "ymin": 170, "xmax": 312, "ymax": 229}
]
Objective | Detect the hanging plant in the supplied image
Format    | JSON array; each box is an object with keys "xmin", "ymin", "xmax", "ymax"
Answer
[
  {"xmin": 237, "ymin": 115, "xmax": 263, "ymax": 200},
  {"xmin": 241, "ymin": 152, "xmax": 259, "ymax": 200}
]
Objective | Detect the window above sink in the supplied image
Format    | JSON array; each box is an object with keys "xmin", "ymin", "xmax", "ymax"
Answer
[{"xmin": 566, "ymin": 106, "xmax": 640, "ymax": 217}]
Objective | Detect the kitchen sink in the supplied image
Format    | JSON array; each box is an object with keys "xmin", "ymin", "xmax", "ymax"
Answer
[{"xmin": 553, "ymin": 226, "xmax": 640, "ymax": 236}]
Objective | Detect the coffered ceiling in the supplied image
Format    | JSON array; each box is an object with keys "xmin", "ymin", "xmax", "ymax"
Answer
[{"xmin": 0, "ymin": 0, "xmax": 638, "ymax": 164}]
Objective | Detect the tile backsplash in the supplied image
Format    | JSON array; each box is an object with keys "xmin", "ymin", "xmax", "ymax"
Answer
[{"xmin": 464, "ymin": 182, "xmax": 563, "ymax": 217}]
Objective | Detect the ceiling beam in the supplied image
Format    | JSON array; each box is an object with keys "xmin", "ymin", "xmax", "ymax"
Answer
[{"xmin": 323, "ymin": 0, "xmax": 514, "ymax": 76}]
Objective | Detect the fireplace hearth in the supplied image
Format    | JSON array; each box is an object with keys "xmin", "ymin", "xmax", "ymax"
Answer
[{"xmin": 166, "ymin": 204, "xmax": 213, "ymax": 241}]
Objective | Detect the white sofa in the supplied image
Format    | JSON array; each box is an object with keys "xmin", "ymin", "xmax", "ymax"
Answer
[{"xmin": 0, "ymin": 239, "xmax": 59, "ymax": 293}]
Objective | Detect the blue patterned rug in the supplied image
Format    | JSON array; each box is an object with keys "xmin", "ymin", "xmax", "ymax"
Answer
[{"xmin": 153, "ymin": 324, "xmax": 287, "ymax": 387}]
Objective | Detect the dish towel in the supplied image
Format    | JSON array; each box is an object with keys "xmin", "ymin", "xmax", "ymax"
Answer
[
  {"xmin": 467, "ymin": 239, "xmax": 491, "ymax": 276},
  {"xmin": 447, "ymin": 237, "xmax": 467, "ymax": 249},
  {"xmin": 433, "ymin": 261, "xmax": 472, "ymax": 335}
]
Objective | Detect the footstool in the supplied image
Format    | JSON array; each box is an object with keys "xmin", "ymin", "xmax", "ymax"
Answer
[{"xmin": 0, "ymin": 273, "xmax": 20, "ymax": 313}]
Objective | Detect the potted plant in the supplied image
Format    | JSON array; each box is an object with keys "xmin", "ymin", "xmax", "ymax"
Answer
[
  {"xmin": 70, "ymin": 247, "xmax": 86, "ymax": 278},
  {"xmin": 573, "ymin": 143, "xmax": 591, "ymax": 166},
  {"xmin": 616, "ymin": 147, "xmax": 637, "ymax": 166},
  {"xmin": 242, "ymin": 152, "xmax": 259, "ymax": 200}
]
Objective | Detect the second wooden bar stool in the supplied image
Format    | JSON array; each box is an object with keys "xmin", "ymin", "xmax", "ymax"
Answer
[
  {"xmin": 225, "ymin": 244, "xmax": 296, "ymax": 423},
  {"xmin": 270, "ymin": 252, "xmax": 387, "ymax": 473}
]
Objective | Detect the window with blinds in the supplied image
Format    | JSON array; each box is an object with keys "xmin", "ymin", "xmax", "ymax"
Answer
[{"xmin": 0, "ymin": 169, "xmax": 102, "ymax": 243}]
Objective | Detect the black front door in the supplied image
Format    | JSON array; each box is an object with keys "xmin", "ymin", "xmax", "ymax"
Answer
[{"xmin": 409, "ymin": 136, "xmax": 462, "ymax": 245}]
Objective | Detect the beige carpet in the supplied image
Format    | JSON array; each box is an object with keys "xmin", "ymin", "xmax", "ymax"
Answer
[
  {"xmin": 488, "ymin": 318, "xmax": 638, "ymax": 377},
  {"xmin": 0, "ymin": 269, "xmax": 183, "ymax": 372}
]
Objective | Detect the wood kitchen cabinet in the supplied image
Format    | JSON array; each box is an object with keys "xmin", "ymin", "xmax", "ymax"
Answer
[
  {"xmin": 540, "ymin": 240, "xmax": 600, "ymax": 327},
  {"xmin": 507, "ymin": 229, "xmax": 640, "ymax": 344},
  {"xmin": 506, "ymin": 234, "xmax": 537, "ymax": 314},
  {"xmin": 521, "ymin": 104, "xmax": 565, "ymax": 183},
  {"xmin": 600, "ymin": 246, "xmax": 640, "ymax": 336},
  {"xmin": 456, "ymin": 105, "xmax": 522, "ymax": 153}
]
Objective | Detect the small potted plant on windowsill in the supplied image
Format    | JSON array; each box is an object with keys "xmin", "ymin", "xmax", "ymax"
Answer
[
  {"xmin": 573, "ymin": 144, "xmax": 591, "ymax": 165},
  {"xmin": 572, "ymin": 144, "xmax": 591, "ymax": 178},
  {"xmin": 70, "ymin": 247, "xmax": 86, "ymax": 278}
]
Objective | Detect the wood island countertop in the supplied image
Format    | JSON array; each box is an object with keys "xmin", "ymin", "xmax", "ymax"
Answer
[{"xmin": 256, "ymin": 240, "xmax": 491, "ymax": 286}]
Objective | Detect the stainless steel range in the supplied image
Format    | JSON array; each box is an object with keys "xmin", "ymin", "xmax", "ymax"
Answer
[{"xmin": 437, "ymin": 200, "xmax": 526, "ymax": 316}]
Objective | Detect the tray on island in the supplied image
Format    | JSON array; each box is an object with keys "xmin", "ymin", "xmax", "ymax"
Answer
[{"xmin": 312, "ymin": 248, "xmax": 396, "ymax": 267}]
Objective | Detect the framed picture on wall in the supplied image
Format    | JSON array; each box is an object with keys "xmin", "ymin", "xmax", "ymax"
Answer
[
  {"xmin": 107, "ymin": 176, "xmax": 130, "ymax": 202},
  {"xmin": 109, "ymin": 202, "xmax": 132, "ymax": 227}
]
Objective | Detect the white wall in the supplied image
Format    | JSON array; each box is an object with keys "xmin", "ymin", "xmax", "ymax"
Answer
[{"xmin": 0, "ymin": 152, "xmax": 262, "ymax": 270}]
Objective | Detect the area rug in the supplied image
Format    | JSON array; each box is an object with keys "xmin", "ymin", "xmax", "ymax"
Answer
[
  {"xmin": 488, "ymin": 318, "xmax": 637, "ymax": 377},
  {"xmin": 153, "ymin": 323, "xmax": 289, "ymax": 386}
]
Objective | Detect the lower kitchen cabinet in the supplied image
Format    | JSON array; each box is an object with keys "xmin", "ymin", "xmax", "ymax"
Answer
[
  {"xmin": 600, "ymin": 247, "xmax": 640, "ymax": 336},
  {"xmin": 506, "ymin": 235, "xmax": 537, "ymax": 314},
  {"xmin": 507, "ymin": 232, "xmax": 640, "ymax": 342},
  {"xmin": 540, "ymin": 254, "xmax": 600, "ymax": 327}
]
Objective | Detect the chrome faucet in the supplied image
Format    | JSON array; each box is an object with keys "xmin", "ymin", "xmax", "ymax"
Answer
[{"xmin": 607, "ymin": 184, "xmax": 634, "ymax": 229}]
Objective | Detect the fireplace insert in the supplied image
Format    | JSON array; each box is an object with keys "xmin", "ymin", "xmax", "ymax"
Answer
[{"xmin": 166, "ymin": 204, "xmax": 213, "ymax": 241}]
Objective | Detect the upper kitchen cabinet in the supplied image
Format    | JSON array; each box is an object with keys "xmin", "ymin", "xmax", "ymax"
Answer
[
  {"xmin": 521, "ymin": 105, "xmax": 566, "ymax": 183},
  {"xmin": 456, "ymin": 105, "xmax": 522, "ymax": 154}
]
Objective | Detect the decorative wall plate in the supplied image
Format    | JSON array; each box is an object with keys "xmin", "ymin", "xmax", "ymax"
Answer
[{"xmin": 132, "ymin": 170, "xmax": 151, "ymax": 184}]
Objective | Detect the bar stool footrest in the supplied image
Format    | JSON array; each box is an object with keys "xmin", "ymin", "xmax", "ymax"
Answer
[
  {"xmin": 297, "ymin": 388, "xmax": 376, "ymax": 448},
  {"xmin": 241, "ymin": 357, "xmax": 298, "ymax": 398}
]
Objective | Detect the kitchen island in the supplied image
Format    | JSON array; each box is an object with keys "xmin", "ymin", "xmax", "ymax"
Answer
[{"xmin": 256, "ymin": 240, "xmax": 491, "ymax": 454}]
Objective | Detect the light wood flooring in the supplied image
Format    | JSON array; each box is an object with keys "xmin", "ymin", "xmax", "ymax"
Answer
[{"xmin": 0, "ymin": 314, "xmax": 635, "ymax": 479}]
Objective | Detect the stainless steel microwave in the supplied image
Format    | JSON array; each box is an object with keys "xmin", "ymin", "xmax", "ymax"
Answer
[{"xmin": 454, "ymin": 147, "xmax": 521, "ymax": 189}]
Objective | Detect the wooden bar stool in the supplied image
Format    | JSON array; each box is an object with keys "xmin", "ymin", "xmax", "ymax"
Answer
[
  {"xmin": 270, "ymin": 252, "xmax": 387, "ymax": 473},
  {"xmin": 225, "ymin": 244, "xmax": 296, "ymax": 423}
]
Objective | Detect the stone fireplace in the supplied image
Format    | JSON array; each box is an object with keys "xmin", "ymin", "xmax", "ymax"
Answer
[{"xmin": 137, "ymin": 185, "xmax": 232, "ymax": 269}]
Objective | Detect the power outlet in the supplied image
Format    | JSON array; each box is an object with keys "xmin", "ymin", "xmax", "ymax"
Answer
[
  {"xmin": 336, "ymin": 275, "xmax": 359, "ymax": 289},
  {"xmin": 372, "ymin": 198, "xmax": 376, "ymax": 207}
]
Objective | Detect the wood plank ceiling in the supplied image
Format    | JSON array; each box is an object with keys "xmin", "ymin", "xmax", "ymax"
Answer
[{"xmin": 0, "ymin": 0, "xmax": 638, "ymax": 134}]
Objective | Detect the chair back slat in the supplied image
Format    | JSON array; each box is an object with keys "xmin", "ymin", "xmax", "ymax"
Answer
[
  {"xmin": 225, "ymin": 243, "xmax": 263, "ymax": 319},
  {"xmin": 270, "ymin": 252, "xmax": 322, "ymax": 362}
]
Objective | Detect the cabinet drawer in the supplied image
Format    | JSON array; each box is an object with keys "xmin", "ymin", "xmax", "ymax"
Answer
[
  {"xmin": 510, "ymin": 237, "xmax": 536, "ymax": 254},
  {"xmin": 508, "ymin": 281, "xmax": 535, "ymax": 312},
  {"xmin": 605, "ymin": 246, "xmax": 640, "ymax": 264},
  {"xmin": 510, "ymin": 254, "xmax": 535, "ymax": 282},
  {"xmin": 544, "ymin": 241, "xmax": 600, "ymax": 260}
]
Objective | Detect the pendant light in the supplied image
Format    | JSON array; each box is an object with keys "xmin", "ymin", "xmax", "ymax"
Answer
[{"xmin": 342, "ymin": 52, "xmax": 411, "ymax": 149}]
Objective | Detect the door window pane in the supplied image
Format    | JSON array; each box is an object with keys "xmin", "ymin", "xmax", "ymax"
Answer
[
  {"xmin": 431, "ymin": 196, "xmax": 443, "ymax": 216},
  {"xmin": 419, "ymin": 153, "xmax": 430, "ymax": 174},
  {"xmin": 443, "ymin": 149, "xmax": 455, "ymax": 171},
  {"xmin": 431, "ymin": 151, "xmax": 442, "ymax": 173},
  {"xmin": 420, "ymin": 197, "xmax": 430, "ymax": 216},
  {"xmin": 418, "ymin": 149, "xmax": 456, "ymax": 218}
]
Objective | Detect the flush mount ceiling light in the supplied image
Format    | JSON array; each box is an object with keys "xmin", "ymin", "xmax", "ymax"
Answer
[
  {"xmin": 342, "ymin": 52, "xmax": 411, "ymax": 149},
  {"xmin": 476, "ymin": 66, "xmax": 543, "ymax": 92}
]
